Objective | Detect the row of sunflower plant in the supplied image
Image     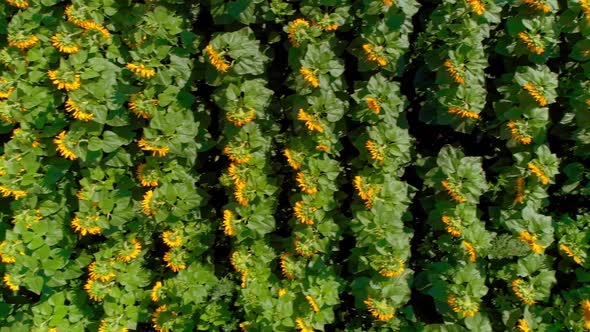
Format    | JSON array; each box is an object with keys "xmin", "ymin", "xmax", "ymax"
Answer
[
  {"xmin": 487, "ymin": 0, "xmax": 561, "ymax": 329},
  {"xmin": 207, "ymin": 26, "xmax": 285, "ymax": 331},
  {"xmin": 418, "ymin": 145, "xmax": 491, "ymax": 331},
  {"xmin": 279, "ymin": 5, "xmax": 350, "ymax": 330},
  {"xmin": 346, "ymin": 0, "xmax": 418, "ymax": 329}
]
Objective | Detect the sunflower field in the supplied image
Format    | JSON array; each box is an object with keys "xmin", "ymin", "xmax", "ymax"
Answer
[{"xmin": 1, "ymin": 0, "xmax": 590, "ymax": 331}]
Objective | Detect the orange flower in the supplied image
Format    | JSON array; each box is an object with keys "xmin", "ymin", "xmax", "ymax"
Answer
[
  {"xmin": 447, "ymin": 294, "xmax": 479, "ymax": 317},
  {"xmin": 365, "ymin": 96, "xmax": 380, "ymax": 114},
  {"xmin": 441, "ymin": 180, "xmax": 466, "ymax": 203},
  {"xmin": 366, "ymin": 140, "xmax": 384, "ymax": 162},
  {"xmin": 284, "ymin": 149, "xmax": 302, "ymax": 170},
  {"xmin": 296, "ymin": 172, "xmax": 318, "ymax": 195},
  {"xmin": 279, "ymin": 253, "xmax": 296, "ymax": 279},
  {"xmin": 519, "ymin": 231, "xmax": 545, "ymax": 254},
  {"xmin": 288, "ymin": 19, "xmax": 310, "ymax": 47},
  {"xmin": 305, "ymin": 295, "xmax": 320, "ymax": 313},
  {"xmin": 226, "ymin": 108, "xmax": 256, "ymax": 126},
  {"xmin": 443, "ymin": 59, "xmax": 465, "ymax": 84},
  {"xmin": 507, "ymin": 121, "xmax": 532, "ymax": 145},
  {"xmin": 300, "ymin": 67, "xmax": 319, "ymax": 88},
  {"xmin": 138, "ymin": 138, "xmax": 169, "ymax": 157},
  {"xmin": 522, "ymin": 82, "xmax": 547, "ymax": 106},
  {"xmin": 462, "ymin": 241, "xmax": 477, "ymax": 262},
  {"xmin": 362, "ymin": 43, "xmax": 387, "ymax": 66},
  {"xmin": 522, "ymin": 0, "xmax": 551, "ymax": 13},
  {"xmin": 364, "ymin": 296, "xmax": 395, "ymax": 321},
  {"xmin": 223, "ymin": 210, "xmax": 236, "ymax": 236},
  {"xmin": 512, "ymin": 279, "xmax": 536, "ymax": 305},
  {"xmin": 448, "ymin": 107, "xmax": 479, "ymax": 120},
  {"xmin": 7, "ymin": 35, "xmax": 38, "ymax": 50},
  {"xmin": 5, "ymin": 0, "xmax": 28, "ymax": 8},
  {"xmin": 126, "ymin": 63, "xmax": 155, "ymax": 79},
  {"xmin": 527, "ymin": 162, "xmax": 549, "ymax": 185},
  {"xmin": 518, "ymin": 32, "xmax": 544, "ymax": 55},
  {"xmin": 53, "ymin": 131, "xmax": 77, "ymax": 160},
  {"xmin": 65, "ymin": 98, "xmax": 93, "ymax": 121},
  {"xmin": 442, "ymin": 215, "xmax": 462, "ymax": 237},
  {"xmin": 560, "ymin": 243, "xmax": 583, "ymax": 265},
  {"xmin": 204, "ymin": 44, "xmax": 230, "ymax": 73},
  {"xmin": 294, "ymin": 200, "xmax": 316, "ymax": 225},
  {"xmin": 297, "ymin": 109, "xmax": 323, "ymax": 133},
  {"xmin": 466, "ymin": 0, "xmax": 485, "ymax": 15}
]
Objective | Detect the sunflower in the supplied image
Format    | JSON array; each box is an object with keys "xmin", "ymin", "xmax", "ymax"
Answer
[
  {"xmin": 527, "ymin": 162, "xmax": 549, "ymax": 185},
  {"xmin": 117, "ymin": 239, "xmax": 142, "ymax": 262},
  {"xmin": 163, "ymin": 248, "xmax": 186, "ymax": 272},
  {"xmin": 53, "ymin": 131, "xmax": 78, "ymax": 160},
  {"xmin": 0, "ymin": 185, "xmax": 27, "ymax": 200},
  {"xmin": 447, "ymin": 294, "xmax": 479, "ymax": 317},
  {"xmin": 519, "ymin": 231, "xmax": 545, "ymax": 254},
  {"xmin": 466, "ymin": 0, "xmax": 485, "ymax": 15},
  {"xmin": 204, "ymin": 44, "xmax": 231, "ymax": 73},
  {"xmin": 294, "ymin": 237, "xmax": 316, "ymax": 258},
  {"xmin": 448, "ymin": 107, "xmax": 479, "ymax": 120},
  {"xmin": 88, "ymin": 260, "xmax": 116, "ymax": 282},
  {"xmin": 284, "ymin": 149, "xmax": 302, "ymax": 170},
  {"xmin": 71, "ymin": 214, "xmax": 102, "ymax": 236},
  {"xmin": 462, "ymin": 241, "xmax": 477, "ymax": 262},
  {"xmin": 362, "ymin": 43, "xmax": 387, "ymax": 67},
  {"xmin": 300, "ymin": 67, "xmax": 319, "ymax": 88},
  {"xmin": 5, "ymin": 0, "xmax": 29, "ymax": 8},
  {"xmin": 514, "ymin": 177, "xmax": 525, "ymax": 204},
  {"xmin": 129, "ymin": 92, "xmax": 158, "ymax": 119},
  {"xmin": 512, "ymin": 279, "xmax": 536, "ymax": 306},
  {"xmin": 518, "ymin": 33, "xmax": 544, "ymax": 55},
  {"xmin": 7, "ymin": 34, "xmax": 38, "ymax": 50},
  {"xmin": 3, "ymin": 274, "xmax": 19, "ymax": 291},
  {"xmin": 138, "ymin": 138, "xmax": 169, "ymax": 157},
  {"xmin": 295, "ymin": 317, "xmax": 314, "ymax": 332},
  {"xmin": 517, "ymin": 318, "xmax": 531, "ymax": 332},
  {"xmin": 507, "ymin": 120, "xmax": 532, "ymax": 145},
  {"xmin": 136, "ymin": 163, "xmax": 159, "ymax": 187},
  {"xmin": 223, "ymin": 210, "xmax": 236, "ymax": 236},
  {"xmin": 226, "ymin": 108, "xmax": 256, "ymax": 126},
  {"xmin": 279, "ymin": 253, "xmax": 296, "ymax": 279},
  {"xmin": 151, "ymin": 281, "xmax": 163, "ymax": 302},
  {"xmin": 305, "ymin": 295, "xmax": 320, "ymax": 313},
  {"xmin": 377, "ymin": 258, "xmax": 405, "ymax": 278},
  {"xmin": 51, "ymin": 33, "xmax": 80, "ymax": 54},
  {"xmin": 98, "ymin": 318, "xmax": 128, "ymax": 332},
  {"xmin": 365, "ymin": 96, "xmax": 380, "ymax": 114},
  {"xmin": 141, "ymin": 190, "xmax": 155, "ymax": 216},
  {"xmin": 364, "ymin": 296, "xmax": 395, "ymax": 321},
  {"xmin": 126, "ymin": 63, "xmax": 155, "ymax": 79},
  {"xmin": 293, "ymin": 200, "xmax": 317, "ymax": 225},
  {"xmin": 162, "ymin": 230, "xmax": 183, "ymax": 248},
  {"xmin": 522, "ymin": 0, "xmax": 551, "ymax": 13},
  {"xmin": 223, "ymin": 145, "xmax": 251, "ymax": 164},
  {"xmin": 441, "ymin": 179, "xmax": 466, "ymax": 203},
  {"xmin": 47, "ymin": 70, "xmax": 81, "ymax": 91},
  {"xmin": 234, "ymin": 179, "xmax": 249, "ymax": 206},
  {"xmin": 288, "ymin": 19, "xmax": 310, "ymax": 47},
  {"xmin": 560, "ymin": 243, "xmax": 583, "ymax": 265},
  {"xmin": 0, "ymin": 242, "xmax": 16, "ymax": 264},
  {"xmin": 64, "ymin": 98, "xmax": 93, "ymax": 121},
  {"xmin": 296, "ymin": 172, "xmax": 318, "ymax": 195},
  {"xmin": 365, "ymin": 140, "xmax": 384, "ymax": 162},
  {"xmin": 441, "ymin": 214, "xmax": 462, "ymax": 237},
  {"xmin": 443, "ymin": 59, "xmax": 465, "ymax": 84},
  {"xmin": 297, "ymin": 109, "xmax": 323, "ymax": 133},
  {"xmin": 581, "ymin": 299, "xmax": 590, "ymax": 329},
  {"xmin": 84, "ymin": 278, "xmax": 108, "ymax": 302}
]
